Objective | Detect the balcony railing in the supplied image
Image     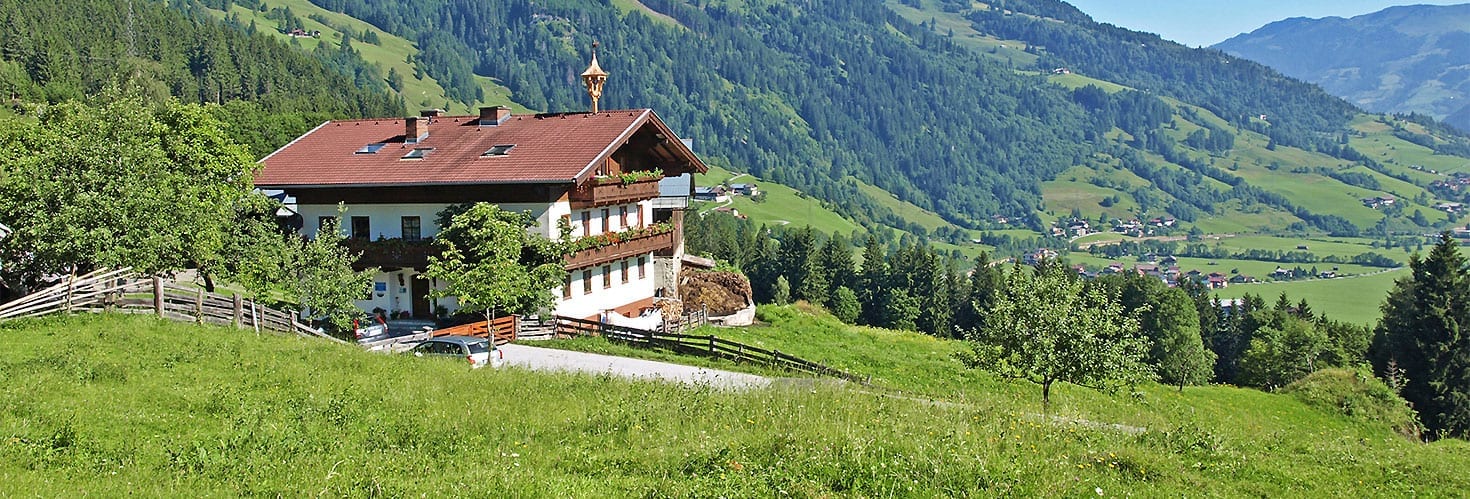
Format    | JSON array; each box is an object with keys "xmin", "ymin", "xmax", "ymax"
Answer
[
  {"xmin": 341, "ymin": 238, "xmax": 437, "ymax": 270},
  {"xmin": 564, "ymin": 228, "xmax": 675, "ymax": 269},
  {"xmin": 569, "ymin": 177, "xmax": 662, "ymax": 207}
]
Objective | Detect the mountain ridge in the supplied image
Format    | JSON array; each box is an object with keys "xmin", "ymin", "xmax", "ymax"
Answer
[{"xmin": 1215, "ymin": 3, "xmax": 1470, "ymax": 132}]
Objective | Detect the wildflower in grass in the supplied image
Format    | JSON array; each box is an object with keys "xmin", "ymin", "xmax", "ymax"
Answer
[{"xmin": 1096, "ymin": 487, "xmax": 1104, "ymax": 495}]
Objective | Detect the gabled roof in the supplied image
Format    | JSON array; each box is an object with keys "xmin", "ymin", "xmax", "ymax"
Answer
[{"xmin": 254, "ymin": 109, "xmax": 706, "ymax": 188}]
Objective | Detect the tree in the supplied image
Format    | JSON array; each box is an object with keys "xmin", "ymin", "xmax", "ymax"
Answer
[
  {"xmin": 831, "ymin": 285, "xmax": 860, "ymax": 324},
  {"xmin": 1238, "ymin": 317, "xmax": 1329, "ymax": 390},
  {"xmin": 1151, "ymin": 288, "xmax": 1216, "ymax": 390},
  {"xmin": 856, "ymin": 236, "xmax": 888, "ymax": 326},
  {"xmin": 1373, "ymin": 233, "xmax": 1470, "ymax": 439},
  {"xmin": 0, "ymin": 96, "xmax": 255, "ymax": 290},
  {"xmin": 771, "ymin": 275, "xmax": 791, "ymax": 306},
  {"xmin": 960, "ymin": 265, "xmax": 1155, "ymax": 411},
  {"xmin": 425, "ymin": 203, "xmax": 565, "ymax": 331},
  {"xmin": 1093, "ymin": 274, "xmax": 1213, "ymax": 389},
  {"xmin": 954, "ymin": 252, "xmax": 1002, "ymax": 333},
  {"xmin": 288, "ymin": 213, "xmax": 375, "ymax": 330}
]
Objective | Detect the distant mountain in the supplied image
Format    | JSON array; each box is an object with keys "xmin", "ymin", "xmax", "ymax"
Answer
[{"xmin": 1215, "ymin": 4, "xmax": 1470, "ymax": 132}]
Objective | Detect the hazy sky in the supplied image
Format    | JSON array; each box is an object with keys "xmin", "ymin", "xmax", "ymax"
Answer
[{"xmin": 1064, "ymin": 0, "xmax": 1469, "ymax": 47}]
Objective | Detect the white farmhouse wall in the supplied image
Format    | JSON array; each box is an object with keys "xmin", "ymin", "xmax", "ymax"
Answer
[
  {"xmin": 556, "ymin": 253, "xmax": 657, "ymax": 319},
  {"xmin": 354, "ymin": 269, "xmax": 459, "ymax": 317},
  {"xmin": 565, "ymin": 200, "xmax": 652, "ymax": 239},
  {"xmin": 298, "ymin": 202, "xmax": 568, "ymax": 240}
]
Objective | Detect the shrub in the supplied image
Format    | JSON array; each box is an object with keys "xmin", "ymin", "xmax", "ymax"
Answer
[{"xmin": 1281, "ymin": 368, "xmax": 1423, "ymax": 439}]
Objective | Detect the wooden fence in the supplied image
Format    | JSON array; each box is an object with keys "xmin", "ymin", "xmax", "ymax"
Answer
[
  {"xmin": 660, "ymin": 308, "xmax": 709, "ymax": 334},
  {"xmin": 427, "ymin": 315, "xmax": 519, "ymax": 345},
  {"xmin": 553, "ymin": 315, "xmax": 868, "ymax": 384},
  {"xmin": 0, "ymin": 268, "xmax": 343, "ymax": 343}
]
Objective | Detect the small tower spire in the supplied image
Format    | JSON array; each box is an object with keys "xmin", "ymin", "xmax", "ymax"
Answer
[{"xmin": 581, "ymin": 42, "xmax": 609, "ymax": 113}]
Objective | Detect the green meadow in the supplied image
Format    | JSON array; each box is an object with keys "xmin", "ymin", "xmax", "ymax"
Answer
[{"xmin": 5, "ymin": 311, "xmax": 1466, "ymax": 495}]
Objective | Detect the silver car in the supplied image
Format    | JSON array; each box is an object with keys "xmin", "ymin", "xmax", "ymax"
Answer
[{"xmin": 409, "ymin": 335, "xmax": 501, "ymax": 368}]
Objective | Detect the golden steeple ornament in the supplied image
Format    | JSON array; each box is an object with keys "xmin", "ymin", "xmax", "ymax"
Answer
[{"xmin": 581, "ymin": 42, "xmax": 609, "ymax": 113}]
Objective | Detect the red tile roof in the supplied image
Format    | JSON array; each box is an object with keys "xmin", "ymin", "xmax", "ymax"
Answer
[{"xmin": 255, "ymin": 109, "xmax": 700, "ymax": 188}]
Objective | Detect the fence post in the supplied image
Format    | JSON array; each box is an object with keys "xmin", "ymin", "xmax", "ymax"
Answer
[
  {"xmin": 708, "ymin": 335, "xmax": 715, "ymax": 356},
  {"xmin": 195, "ymin": 287, "xmax": 204, "ymax": 324},
  {"xmin": 512, "ymin": 314, "xmax": 520, "ymax": 342},
  {"xmin": 232, "ymin": 293, "xmax": 243, "ymax": 329},
  {"xmin": 250, "ymin": 299, "xmax": 260, "ymax": 334},
  {"xmin": 152, "ymin": 276, "xmax": 164, "ymax": 318},
  {"xmin": 64, "ymin": 272, "xmax": 76, "ymax": 313}
]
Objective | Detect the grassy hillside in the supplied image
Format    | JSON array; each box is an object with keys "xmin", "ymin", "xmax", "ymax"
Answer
[
  {"xmin": 695, "ymin": 164, "xmax": 860, "ymax": 234},
  {"xmin": 4, "ymin": 313, "xmax": 1468, "ymax": 495},
  {"xmin": 197, "ymin": 0, "xmax": 533, "ymax": 115}
]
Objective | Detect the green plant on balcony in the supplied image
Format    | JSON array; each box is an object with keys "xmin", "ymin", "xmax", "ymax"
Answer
[
  {"xmin": 595, "ymin": 170, "xmax": 663, "ymax": 186},
  {"xmin": 563, "ymin": 222, "xmax": 674, "ymax": 255}
]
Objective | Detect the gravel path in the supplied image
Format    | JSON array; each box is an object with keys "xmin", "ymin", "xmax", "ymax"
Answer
[{"xmin": 497, "ymin": 343, "xmax": 772, "ymax": 390}]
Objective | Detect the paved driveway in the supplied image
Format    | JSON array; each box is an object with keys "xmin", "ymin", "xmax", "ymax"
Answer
[{"xmin": 497, "ymin": 343, "xmax": 772, "ymax": 390}]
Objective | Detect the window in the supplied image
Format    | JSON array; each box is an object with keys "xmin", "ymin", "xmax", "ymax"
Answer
[
  {"xmin": 582, "ymin": 270, "xmax": 593, "ymax": 295},
  {"xmin": 351, "ymin": 216, "xmax": 370, "ymax": 240},
  {"xmin": 638, "ymin": 256, "xmax": 646, "ymax": 279},
  {"xmin": 562, "ymin": 275, "xmax": 572, "ymax": 299},
  {"xmin": 481, "ymin": 144, "xmax": 515, "ymax": 157},
  {"xmin": 602, "ymin": 265, "xmax": 612, "ymax": 289},
  {"xmin": 318, "ymin": 216, "xmax": 336, "ymax": 233},
  {"xmin": 355, "ymin": 143, "xmax": 386, "ymax": 154},
  {"xmin": 559, "ymin": 214, "xmax": 571, "ymax": 238},
  {"xmin": 619, "ymin": 206, "xmax": 628, "ymax": 229},
  {"xmin": 601, "ymin": 208, "xmax": 610, "ymax": 233},
  {"xmin": 401, "ymin": 216, "xmax": 421, "ymax": 241},
  {"xmin": 402, "ymin": 147, "xmax": 434, "ymax": 159},
  {"xmin": 581, "ymin": 211, "xmax": 591, "ymax": 236},
  {"xmin": 636, "ymin": 205, "xmax": 644, "ymax": 228},
  {"xmin": 620, "ymin": 260, "xmax": 629, "ymax": 283}
]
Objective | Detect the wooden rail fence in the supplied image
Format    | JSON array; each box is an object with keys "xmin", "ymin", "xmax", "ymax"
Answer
[
  {"xmin": 0, "ymin": 268, "xmax": 344, "ymax": 343},
  {"xmin": 553, "ymin": 315, "xmax": 868, "ymax": 384}
]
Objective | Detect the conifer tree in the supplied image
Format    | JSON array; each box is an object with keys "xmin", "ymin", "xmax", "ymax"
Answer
[
  {"xmin": 857, "ymin": 236, "xmax": 888, "ymax": 326},
  {"xmin": 1374, "ymin": 233, "xmax": 1470, "ymax": 439}
]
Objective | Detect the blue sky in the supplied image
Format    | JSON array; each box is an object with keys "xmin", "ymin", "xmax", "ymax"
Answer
[{"xmin": 1064, "ymin": 0, "xmax": 1468, "ymax": 47}]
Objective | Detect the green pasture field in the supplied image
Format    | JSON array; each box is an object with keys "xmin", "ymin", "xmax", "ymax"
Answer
[{"xmin": 1, "ymin": 311, "xmax": 1465, "ymax": 495}]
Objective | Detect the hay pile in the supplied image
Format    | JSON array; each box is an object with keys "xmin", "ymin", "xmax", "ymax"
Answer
[{"xmin": 679, "ymin": 268, "xmax": 752, "ymax": 316}]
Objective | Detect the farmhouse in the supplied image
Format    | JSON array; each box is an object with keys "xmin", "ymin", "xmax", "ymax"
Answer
[
  {"xmin": 254, "ymin": 52, "xmax": 708, "ymax": 320},
  {"xmin": 1361, "ymin": 196, "xmax": 1396, "ymax": 209}
]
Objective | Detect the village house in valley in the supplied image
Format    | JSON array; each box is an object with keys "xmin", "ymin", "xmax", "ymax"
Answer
[{"xmin": 254, "ymin": 50, "xmax": 708, "ymax": 321}]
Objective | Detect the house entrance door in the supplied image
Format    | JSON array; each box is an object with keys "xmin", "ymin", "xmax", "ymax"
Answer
[{"xmin": 411, "ymin": 275, "xmax": 431, "ymax": 318}]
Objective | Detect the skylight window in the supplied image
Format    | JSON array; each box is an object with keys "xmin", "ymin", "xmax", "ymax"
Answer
[
  {"xmin": 355, "ymin": 143, "xmax": 387, "ymax": 154},
  {"xmin": 402, "ymin": 147, "xmax": 434, "ymax": 160},
  {"xmin": 482, "ymin": 144, "xmax": 516, "ymax": 157}
]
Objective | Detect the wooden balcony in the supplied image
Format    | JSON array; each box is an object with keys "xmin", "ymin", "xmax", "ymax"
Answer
[
  {"xmin": 341, "ymin": 238, "xmax": 437, "ymax": 270},
  {"xmin": 569, "ymin": 177, "xmax": 662, "ymax": 207},
  {"xmin": 564, "ymin": 229, "xmax": 675, "ymax": 270}
]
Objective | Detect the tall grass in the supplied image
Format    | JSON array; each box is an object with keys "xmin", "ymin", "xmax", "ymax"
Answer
[{"xmin": 1, "ymin": 313, "xmax": 1467, "ymax": 495}]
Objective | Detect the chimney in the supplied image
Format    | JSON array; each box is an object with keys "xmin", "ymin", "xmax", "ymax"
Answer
[
  {"xmin": 404, "ymin": 116, "xmax": 426, "ymax": 143},
  {"xmin": 420, "ymin": 108, "xmax": 444, "ymax": 118},
  {"xmin": 479, "ymin": 106, "xmax": 511, "ymax": 126}
]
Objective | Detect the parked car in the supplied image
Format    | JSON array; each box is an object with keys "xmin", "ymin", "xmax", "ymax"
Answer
[
  {"xmin": 408, "ymin": 335, "xmax": 501, "ymax": 368},
  {"xmin": 317, "ymin": 312, "xmax": 390, "ymax": 343}
]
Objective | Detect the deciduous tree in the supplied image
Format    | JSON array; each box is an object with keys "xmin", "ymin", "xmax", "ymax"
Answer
[
  {"xmin": 425, "ymin": 203, "xmax": 565, "ymax": 331},
  {"xmin": 960, "ymin": 265, "xmax": 1154, "ymax": 411}
]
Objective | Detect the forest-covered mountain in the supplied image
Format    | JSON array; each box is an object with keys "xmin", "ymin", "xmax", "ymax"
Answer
[
  {"xmin": 9, "ymin": 0, "xmax": 1470, "ymax": 241},
  {"xmin": 0, "ymin": 0, "xmax": 404, "ymax": 157},
  {"xmin": 1215, "ymin": 4, "xmax": 1470, "ymax": 133},
  {"xmin": 261, "ymin": 0, "xmax": 1470, "ymax": 238}
]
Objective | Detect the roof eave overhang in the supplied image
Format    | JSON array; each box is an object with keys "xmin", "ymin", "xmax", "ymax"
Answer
[{"xmin": 253, "ymin": 179, "xmax": 578, "ymax": 189}]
